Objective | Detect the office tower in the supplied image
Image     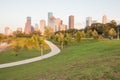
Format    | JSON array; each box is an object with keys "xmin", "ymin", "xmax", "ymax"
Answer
[
  {"xmin": 86, "ymin": 17, "xmax": 92, "ymax": 26},
  {"xmin": 40, "ymin": 20, "xmax": 46, "ymax": 35},
  {"xmin": 55, "ymin": 18, "xmax": 62, "ymax": 31},
  {"xmin": 34, "ymin": 24, "xmax": 39, "ymax": 32},
  {"xmin": 92, "ymin": 20, "xmax": 98, "ymax": 24},
  {"xmin": 31, "ymin": 26, "xmax": 34, "ymax": 32},
  {"xmin": 48, "ymin": 12, "xmax": 53, "ymax": 26},
  {"xmin": 17, "ymin": 27, "xmax": 22, "ymax": 32},
  {"xmin": 102, "ymin": 15, "xmax": 107, "ymax": 24},
  {"xmin": 24, "ymin": 17, "xmax": 32, "ymax": 34},
  {"xmin": 5, "ymin": 27, "xmax": 12, "ymax": 36},
  {"xmin": 60, "ymin": 24, "xmax": 66, "ymax": 31},
  {"xmin": 65, "ymin": 25, "xmax": 67, "ymax": 30},
  {"xmin": 69, "ymin": 15, "xmax": 74, "ymax": 29},
  {"xmin": 48, "ymin": 12, "xmax": 56, "ymax": 32}
]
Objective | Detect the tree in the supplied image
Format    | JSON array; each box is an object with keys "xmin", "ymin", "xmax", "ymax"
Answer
[
  {"xmin": 55, "ymin": 33, "xmax": 59, "ymax": 42},
  {"xmin": 81, "ymin": 30, "xmax": 86, "ymax": 38},
  {"xmin": 25, "ymin": 38, "xmax": 34, "ymax": 49},
  {"xmin": 64, "ymin": 33, "xmax": 71, "ymax": 45},
  {"xmin": 92, "ymin": 30, "xmax": 99, "ymax": 40},
  {"xmin": 58, "ymin": 33, "xmax": 64, "ymax": 49},
  {"xmin": 75, "ymin": 31, "xmax": 82, "ymax": 42},
  {"xmin": 110, "ymin": 20, "xmax": 117, "ymax": 27},
  {"xmin": 31, "ymin": 35, "xmax": 45, "ymax": 55},
  {"xmin": 38, "ymin": 37, "xmax": 44, "ymax": 56},
  {"xmin": 116, "ymin": 25, "xmax": 120, "ymax": 40},
  {"xmin": 44, "ymin": 27, "xmax": 54, "ymax": 39},
  {"xmin": 86, "ymin": 30, "xmax": 92, "ymax": 38},
  {"xmin": 13, "ymin": 40, "xmax": 21, "ymax": 56},
  {"xmin": 0, "ymin": 33, "xmax": 4, "ymax": 43},
  {"xmin": 108, "ymin": 28, "xmax": 116, "ymax": 39},
  {"xmin": 91, "ymin": 23, "xmax": 103, "ymax": 34}
]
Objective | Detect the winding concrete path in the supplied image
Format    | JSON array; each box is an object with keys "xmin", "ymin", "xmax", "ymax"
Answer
[{"xmin": 0, "ymin": 40, "xmax": 60, "ymax": 69}]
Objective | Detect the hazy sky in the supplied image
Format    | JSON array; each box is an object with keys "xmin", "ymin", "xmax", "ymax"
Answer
[{"xmin": 0, "ymin": 0, "xmax": 120, "ymax": 33}]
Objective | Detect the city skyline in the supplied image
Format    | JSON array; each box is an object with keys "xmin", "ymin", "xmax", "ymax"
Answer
[{"xmin": 0, "ymin": 0, "xmax": 120, "ymax": 33}]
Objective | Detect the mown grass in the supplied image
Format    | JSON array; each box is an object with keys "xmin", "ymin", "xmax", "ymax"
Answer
[
  {"xmin": 0, "ymin": 44, "xmax": 50, "ymax": 64},
  {"xmin": 0, "ymin": 40, "xmax": 120, "ymax": 80}
]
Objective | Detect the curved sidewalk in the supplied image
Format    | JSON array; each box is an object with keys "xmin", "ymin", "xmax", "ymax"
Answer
[{"xmin": 0, "ymin": 40, "xmax": 60, "ymax": 69}]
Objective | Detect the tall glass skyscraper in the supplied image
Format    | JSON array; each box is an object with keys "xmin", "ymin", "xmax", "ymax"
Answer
[
  {"xmin": 48, "ymin": 12, "xmax": 53, "ymax": 26},
  {"xmin": 69, "ymin": 15, "xmax": 74, "ymax": 29},
  {"xmin": 24, "ymin": 17, "xmax": 32, "ymax": 34},
  {"xmin": 102, "ymin": 15, "xmax": 107, "ymax": 24},
  {"xmin": 40, "ymin": 20, "xmax": 46, "ymax": 35},
  {"xmin": 48, "ymin": 12, "xmax": 56, "ymax": 32},
  {"xmin": 86, "ymin": 17, "xmax": 92, "ymax": 27}
]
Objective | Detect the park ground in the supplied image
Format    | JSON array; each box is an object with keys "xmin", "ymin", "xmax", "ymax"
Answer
[{"xmin": 0, "ymin": 39, "xmax": 120, "ymax": 80}]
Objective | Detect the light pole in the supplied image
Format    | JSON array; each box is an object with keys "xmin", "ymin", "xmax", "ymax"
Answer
[{"xmin": 117, "ymin": 25, "xmax": 120, "ymax": 40}]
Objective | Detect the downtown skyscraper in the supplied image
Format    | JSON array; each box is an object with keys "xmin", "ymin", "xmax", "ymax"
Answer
[
  {"xmin": 48, "ymin": 12, "xmax": 53, "ymax": 26},
  {"xmin": 4, "ymin": 27, "xmax": 13, "ymax": 36},
  {"xmin": 40, "ymin": 20, "xmax": 46, "ymax": 35},
  {"xmin": 69, "ymin": 15, "xmax": 74, "ymax": 29},
  {"xmin": 86, "ymin": 17, "xmax": 92, "ymax": 27},
  {"xmin": 24, "ymin": 17, "xmax": 32, "ymax": 34},
  {"xmin": 102, "ymin": 15, "xmax": 107, "ymax": 24},
  {"xmin": 55, "ymin": 18, "xmax": 62, "ymax": 32},
  {"xmin": 48, "ymin": 12, "xmax": 56, "ymax": 32}
]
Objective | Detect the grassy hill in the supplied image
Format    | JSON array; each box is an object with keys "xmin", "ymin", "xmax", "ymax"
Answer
[
  {"xmin": 0, "ymin": 40, "xmax": 120, "ymax": 80},
  {"xmin": 0, "ymin": 44, "xmax": 50, "ymax": 64}
]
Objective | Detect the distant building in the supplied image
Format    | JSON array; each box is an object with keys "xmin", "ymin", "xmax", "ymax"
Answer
[
  {"xmin": 59, "ymin": 24, "xmax": 66, "ymax": 31},
  {"xmin": 4, "ymin": 27, "xmax": 13, "ymax": 36},
  {"xmin": 55, "ymin": 18, "xmax": 62, "ymax": 32},
  {"xmin": 48, "ymin": 12, "xmax": 53, "ymax": 26},
  {"xmin": 86, "ymin": 17, "xmax": 92, "ymax": 26},
  {"xmin": 31, "ymin": 26, "xmax": 34, "ymax": 32},
  {"xmin": 17, "ymin": 27, "xmax": 22, "ymax": 32},
  {"xmin": 102, "ymin": 15, "xmax": 107, "ymax": 24},
  {"xmin": 69, "ymin": 15, "xmax": 74, "ymax": 29},
  {"xmin": 34, "ymin": 24, "xmax": 39, "ymax": 32},
  {"xmin": 47, "ymin": 12, "xmax": 56, "ymax": 32},
  {"xmin": 92, "ymin": 20, "xmax": 98, "ymax": 24},
  {"xmin": 24, "ymin": 17, "xmax": 32, "ymax": 34},
  {"xmin": 40, "ymin": 20, "xmax": 46, "ymax": 35}
]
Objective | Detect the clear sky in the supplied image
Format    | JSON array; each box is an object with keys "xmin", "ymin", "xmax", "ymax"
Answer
[{"xmin": 0, "ymin": 0, "xmax": 120, "ymax": 33}]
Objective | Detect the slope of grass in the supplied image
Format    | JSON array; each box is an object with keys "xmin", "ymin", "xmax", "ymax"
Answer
[
  {"xmin": 0, "ymin": 44, "xmax": 50, "ymax": 64},
  {"xmin": 0, "ymin": 40, "xmax": 120, "ymax": 80}
]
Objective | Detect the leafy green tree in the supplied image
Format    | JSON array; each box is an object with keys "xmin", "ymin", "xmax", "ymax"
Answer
[
  {"xmin": 110, "ymin": 20, "xmax": 117, "ymax": 27},
  {"xmin": 38, "ymin": 37, "xmax": 44, "ymax": 56},
  {"xmin": 81, "ymin": 30, "xmax": 86, "ymax": 38},
  {"xmin": 24, "ymin": 38, "xmax": 34, "ymax": 49},
  {"xmin": 108, "ymin": 28, "xmax": 116, "ymax": 39},
  {"xmin": 91, "ymin": 23, "xmax": 103, "ymax": 34},
  {"xmin": 55, "ymin": 33, "xmax": 65, "ymax": 49},
  {"xmin": 13, "ymin": 40, "xmax": 21, "ymax": 56},
  {"xmin": 116, "ymin": 25, "xmax": 120, "ymax": 40},
  {"xmin": 92, "ymin": 30, "xmax": 99, "ymax": 40},
  {"xmin": 64, "ymin": 33, "xmax": 71, "ymax": 45},
  {"xmin": 55, "ymin": 33, "xmax": 59, "ymax": 42},
  {"xmin": 0, "ymin": 33, "xmax": 4, "ymax": 43},
  {"xmin": 86, "ymin": 30, "xmax": 92, "ymax": 38},
  {"xmin": 75, "ymin": 31, "xmax": 82, "ymax": 42},
  {"xmin": 58, "ymin": 33, "xmax": 64, "ymax": 49},
  {"xmin": 31, "ymin": 35, "xmax": 45, "ymax": 55},
  {"xmin": 44, "ymin": 27, "xmax": 54, "ymax": 39}
]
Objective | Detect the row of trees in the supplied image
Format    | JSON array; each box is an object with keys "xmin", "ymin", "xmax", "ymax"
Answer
[
  {"xmin": 13, "ymin": 34, "xmax": 45, "ymax": 56},
  {"xmin": 0, "ymin": 34, "xmax": 45, "ymax": 56},
  {"xmin": 50, "ymin": 26, "xmax": 119, "ymax": 49},
  {"xmin": 85, "ymin": 20, "xmax": 120, "ymax": 38}
]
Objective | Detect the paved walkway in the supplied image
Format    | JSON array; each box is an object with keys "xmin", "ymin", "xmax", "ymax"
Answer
[{"xmin": 0, "ymin": 40, "xmax": 60, "ymax": 69}]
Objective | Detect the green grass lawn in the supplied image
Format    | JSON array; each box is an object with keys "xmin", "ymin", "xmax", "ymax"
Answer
[
  {"xmin": 0, "ymin": 45, "xmax": 50, "ymax": 64},
  {"xmin": 0, "ymin": 40, "xmax": 120, "ymax": 80}
]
